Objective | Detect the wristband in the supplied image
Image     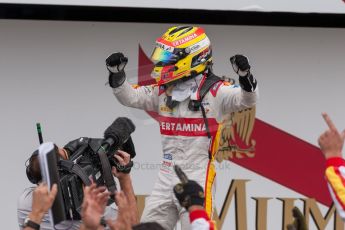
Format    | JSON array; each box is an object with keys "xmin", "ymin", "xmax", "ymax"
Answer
[{"xmin": 24, "ymin": 217, "xmax": 40, "ymax": 230}]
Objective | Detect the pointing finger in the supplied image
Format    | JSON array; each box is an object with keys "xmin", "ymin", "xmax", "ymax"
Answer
[{"xmin": 322, "ymin": 113, "xmax": 338, "ymax": 132}]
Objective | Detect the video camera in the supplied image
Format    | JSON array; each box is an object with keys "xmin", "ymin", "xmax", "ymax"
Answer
[{"xmin": 35, "ymin": 117, "xmax": 136, "ymax": 225}]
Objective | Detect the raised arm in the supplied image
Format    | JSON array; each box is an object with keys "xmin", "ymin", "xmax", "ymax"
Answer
[
  {"xmin": 23, "ymin": 184, "xmax": 57, "ymax": 230},
  {"xmin": 216, "ymin": 55, "xmax": 258, "ymax": 115},
  {"xmin": 318, "ymin": 113, "xmax": 345, "ymax": 220},
  {"xmin": 80, "ymin": 184, "xmax": 110, "ymax": 230},
  {"xmin": 106, "ymin": 52, "xmax": 159, "ymax": 112},
  {"xmin": 112, "ymin": 150, "xmax": 139, "ymax": 225}
]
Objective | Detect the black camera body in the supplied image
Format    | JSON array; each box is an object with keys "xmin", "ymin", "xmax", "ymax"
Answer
[
  {"xmin": 59, "ymin": 133, "xmax": 136, "ymax": 221},
  {"xmin": 28, "ymin": 117, "xmax": 136, "ymax": 223},
  {"xmin": 59, "ymin": 138, "xmax": 109, "ymax": 220}
]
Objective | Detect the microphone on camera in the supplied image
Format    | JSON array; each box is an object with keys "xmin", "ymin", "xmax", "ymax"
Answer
[
  {"xmin": 97, "ymin": 117, "xmax": 135, "ymax": 195},
  {"xmin": 101, "ymin": 117, "xmax": 136, "ymax": 151}
]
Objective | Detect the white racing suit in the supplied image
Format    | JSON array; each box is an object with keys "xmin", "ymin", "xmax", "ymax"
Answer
[{"xmin": 112, "ymin": 73, "xmax": 258, "ymax": 229}]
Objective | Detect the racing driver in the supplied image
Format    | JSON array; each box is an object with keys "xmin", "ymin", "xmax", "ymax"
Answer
[{"xmin": 105, "ymin": 26, "xmax": 259, "ymax": 229}]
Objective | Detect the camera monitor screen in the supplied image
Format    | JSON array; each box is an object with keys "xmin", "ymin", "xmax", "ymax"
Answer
[{"xmin": 38, "ymin": 142, "xmax": 66, "ymax": 226}]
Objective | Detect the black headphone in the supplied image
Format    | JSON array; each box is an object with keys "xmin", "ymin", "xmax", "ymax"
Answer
[{"xmin": 25, "ymin": 150, "xmax": 41, "ymax": 184}]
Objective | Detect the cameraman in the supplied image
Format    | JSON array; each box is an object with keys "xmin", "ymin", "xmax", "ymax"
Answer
[
  {"xmin": 17, "ymin": 148, "xmax": 81, "ymax": 229},
  {"xmin": 18, "ymin": 143, "xmax": 137, "ymax": 229}
]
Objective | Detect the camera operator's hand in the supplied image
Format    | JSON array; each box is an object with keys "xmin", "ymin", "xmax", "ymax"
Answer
[
  {"xmin": 112, "ymin": 150, "xmax": 134, "ymax": 176},
  {"xmin": 173, "ymin": 180, "xmax": 205, "ymax": 211},
  {"xmin": 111, "ymin": 150, "xmax": 139, "ymax": 225},
  {"xmin": 29, "ymin": 183, "xmax": 58, "ymax": 225},
  {"xmin": 81, "ymin": 183, "xmax": 110, "ymax": 230},
  {"xmin": 106, "ymin": 52, "xmax": 128, "ymax": 88},
  {"xmin": 107, "ymin": 192, "xmax": 132, "ymax": 230}
]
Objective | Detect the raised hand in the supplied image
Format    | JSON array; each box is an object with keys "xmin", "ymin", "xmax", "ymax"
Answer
[
  {"xmin": 318, "ymin": 113, "xmax": 345, "ymax": 159},
  {"xmin": 81, "ymin": 184, "xmax": 110, "ymax": 230},
  {"xmin": 107, "ymin": 192, "xmax": 132, "ymax": 230},
  {"xmin": 29, "ymin": 183, "xmax": 58, "ymax": 224},
  {"xmin": 106, "ymin": 53, "xmax": 128, "ymax": 73},
  {"xmin": 112, "ymin": 150, "xmax": 133, "ymax": 177},
  {"xmin": 230, "ymin": 54, "xmax": 250, "ymax": 77}
]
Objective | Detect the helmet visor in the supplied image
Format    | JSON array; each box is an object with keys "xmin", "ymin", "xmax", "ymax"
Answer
[{"xmin": 151, "ymin": 47, "xmax": 178, "ymax": 65}]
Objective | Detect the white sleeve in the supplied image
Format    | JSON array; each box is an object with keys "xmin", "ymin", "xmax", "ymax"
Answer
[
  {"xmin": 112, "ymin": 81, "xmax": 159, "ymax": 112},
  {"xmin": 216, "ymin": 83, "xmax": 258, "ymax": 115}
]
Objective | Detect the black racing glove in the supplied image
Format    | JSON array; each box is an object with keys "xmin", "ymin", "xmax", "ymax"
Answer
[
  {"xmin": 230, "ymin": 54, "xmax": 250, "ymax": 73},
  {"xmin": 106, "ymin": 52, "xmax": 128, "ymax": 69},
  {"xmin": 230, "ymin": 54, "xmax": 257, "ymax": 92},
  {"xmin": 105, "ymin": 52, "xmax": 128, "ymax": 88},
  {"xmin": 287, "ymin": 207, "xmax": 307, "ymax": 230},
  {"xmin": 173, "ymin": 180, "xmax": 205, "ymax": 210}
]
